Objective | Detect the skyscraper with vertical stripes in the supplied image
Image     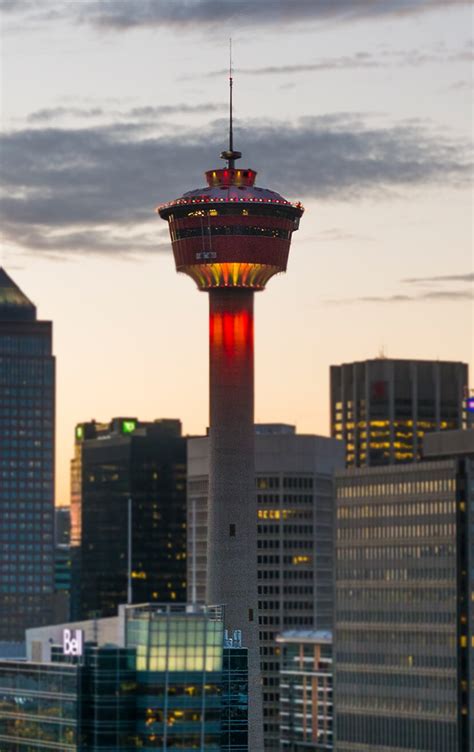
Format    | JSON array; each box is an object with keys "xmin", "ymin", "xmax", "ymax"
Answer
[{"xmin": 0, "ymin": 269, "xmax": 55, "ymax": 639}]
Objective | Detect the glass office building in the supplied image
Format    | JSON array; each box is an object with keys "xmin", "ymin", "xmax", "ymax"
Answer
[
  {"xmin": 330, "ymin": 359, "xmax": 468, "ymax": 468},
  {"xmin": 126, "ymin": 603, "xmax": 224, "ymax": 749},
  {"xmin": 71, "ymin": 418, "xmax": 187, "ymax": 620},
  {"xmin": 334, "ymin": 430, "xmax": 474, "ymax": 752},
  {"xmin": 0, "ymin": 603, "xmax": 249, "ymax": 750},
  {"xmin": 277, "ymin": 630, "xmax": 333, "ymax": 751},
  {"xmin": 0, "ymin": 268, "xmax": 55, "ymax": 640},
  {"xmin": 0, "ymin": 659, "xmax": 80, "ymax": 750},
  {"xmin": 221, "ymin": 636, "xmax": 249, "ymax": 752},
  {"xmin": 0, "ymin": 645, "xmax": 136, "ymax": 751}
]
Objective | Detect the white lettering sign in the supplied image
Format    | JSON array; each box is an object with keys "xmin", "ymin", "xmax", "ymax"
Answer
[{"xmin": 63, "ymin": 628, "xmax": 83, "ymax": 657}]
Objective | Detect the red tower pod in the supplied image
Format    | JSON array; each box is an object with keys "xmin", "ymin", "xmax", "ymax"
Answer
[
  {"xmin": 158, "ymin": 166, "xmax": 303, "ymax": 290},
  {"xmin": 157, "ymin": 101, "xmax": 304, "ymax": 750}
]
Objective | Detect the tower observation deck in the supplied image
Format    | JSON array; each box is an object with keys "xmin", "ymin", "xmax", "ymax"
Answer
[{"xmin": 157, "ymin": 93, "xmax": 304, "ymax": 749}]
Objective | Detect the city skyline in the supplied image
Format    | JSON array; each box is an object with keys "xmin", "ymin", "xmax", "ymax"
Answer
[{"xmin": 1, "ymin": 0, "xmax": 472, "ymax": 505}]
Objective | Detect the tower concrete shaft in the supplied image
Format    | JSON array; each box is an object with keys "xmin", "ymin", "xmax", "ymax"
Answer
[
  {"xmin": 207, "ymin": 288, "xmax": 263, "ymax": 748},
  {"xmin": 158, "ymin": 147, "xmax": 303, "ymax": 751}
]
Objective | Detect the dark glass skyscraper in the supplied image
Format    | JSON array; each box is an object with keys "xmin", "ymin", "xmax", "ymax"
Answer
[
  {"xmin": 330, "ymin": 358, "xmax": 468, "ymax": 467},
  {"xmin": 0, "ymin": 268, "xmax": 55, "ymax": 640},
  {"xmin": 71, "ymin": 418, "xmax": 186, "ymax": 620}
]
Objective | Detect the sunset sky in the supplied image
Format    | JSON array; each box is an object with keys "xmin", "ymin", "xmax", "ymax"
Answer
[{"xmin": 0, "ymin": 0, "xmax": 472, "ymax": 504}]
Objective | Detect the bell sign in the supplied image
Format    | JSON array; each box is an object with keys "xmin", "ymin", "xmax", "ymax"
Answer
[{"xmin": 63, "ymin": 628, "xmax": 84, "ymax": 657}]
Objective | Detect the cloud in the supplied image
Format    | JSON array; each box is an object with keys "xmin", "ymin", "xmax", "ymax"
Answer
[
  {"xmin": 0, "ymin": 113, "xmax": 470, "ymax": 257},
  {"xmin": 447, "ymin": 80, "xmax": 474, "ymax": 91},
  {"xmin": 328, "ymin": 289, "xmax": 473, "ymax": 304},
  {"xmin": 202, "ymin": 45, "xmax": 473, "ymax": 78},
  {"xmin": 402, "ymin": 272, "xmax": 474, "ymax": 284},
  {"xmin": 27, "ymin": 102, "xmax": 225, "ymax": 124},
  {"xmin": 79, "ymin": 0, "xmax": 470, "ymax": 31},
  {"xmin": 327, "ymin": 271, "xmax": 473, "ymax": 304},
  {"xmin": 305, "ymin": 228, "xmax": 375, "ymax": 243},
  {"xmin": 1, "ymin": 0, "xmax": 469, "ymax": 32},
  {"xmin": 1, "ymin": 222, "xmax": 170, "ymax": 259}
]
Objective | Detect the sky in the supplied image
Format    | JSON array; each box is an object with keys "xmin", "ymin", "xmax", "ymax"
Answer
[{"xmin": 0, "ymin": 0, "xmax": 472, "ymax": 505}]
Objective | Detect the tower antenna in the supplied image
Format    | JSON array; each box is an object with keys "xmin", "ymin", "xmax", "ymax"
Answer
[
  {"xmin": 220, "ymin": 37, "xmax": 242, "ymax": 168},
  {"xmin": 229, "ymin": 38, "xmax": 234, "ymax": 155}
]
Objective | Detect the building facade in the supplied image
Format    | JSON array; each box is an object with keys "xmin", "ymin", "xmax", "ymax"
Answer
[
  {"xmin": 330, "ymin": 358, "xmax": 468, "ymax": 467},
  {"xmin": 2, "ymin": 603, "xmax": 248, "ymax": 750},
  {"xmin": 0, "ymin": 268, "xmax": 55, "ymax": 640},
  {"xmin": 187, "ymin": 425, "xmax": 344, "ymax": 750},
  {"xmin": 334, "ymin": 429, "xmax": 474, "ymax": 752},
  {"xmin": 277, "ymin": 630, "xmax": 333, "ymax": 751},
  {"xmin": 70, "ymin": 418, "xmax": 187, "ymax": 620}
]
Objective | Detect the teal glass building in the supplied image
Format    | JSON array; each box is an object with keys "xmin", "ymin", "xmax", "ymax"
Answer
[
  {"xmin": 126, "ymin": 603, "xmax": 225, "ymax": 749},
  {"xmin": 0, "ymin": 603, "xmax": 249, "ymax": 750}
]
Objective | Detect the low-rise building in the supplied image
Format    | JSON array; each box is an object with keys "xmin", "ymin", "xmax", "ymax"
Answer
[{"xmin": 277, "ymin": 630, "xmax": 333, "ymax": 751}]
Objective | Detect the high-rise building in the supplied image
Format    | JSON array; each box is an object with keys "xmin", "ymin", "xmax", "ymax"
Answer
[
  {"xmin": 157, "ymin": 79, "xmax": 304, "ymax": 748},
  {"xmin": 0, "ymin": 268, "xmax": 55, "ymax": 640},
  {"xmin": 330, "ymin": 358, "xmax": 468, "ymax": 467},
  {"xmin": 70, "ymin": 418, "xmax": 186, "ymax": 620},
  {"xmin": 53, "ymin": 507, "xmax": 71, "ymax": 623},
  {"xmin": 277, "ymin": 629, "xmax": 333, "ymax": 751},
  {"xmin": 55, "ymin": 506, "xmax": 70, "ymax": 545},
  {"xmin": 333, "ymin": 429, "xmax": 474, "ymax": 752},
  {"xmin": 5, "ymin": 602, "xmax": 249, "ymax": 750},
  {"xmin": 187, "ymin": 425, "xmax": 344, "ymax": 749}
]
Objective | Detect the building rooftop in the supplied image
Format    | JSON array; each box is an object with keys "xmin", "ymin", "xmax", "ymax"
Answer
[
  {"xmin": 0, "ymin": 268, "xmax": 36, "ymax": 321},
  {"xmin": 277, "ymin": 629, "xmax": 332, "ymax": 644},
  {"xmin": 423, "ymin": 429, "xmax": 474, "ymax": 459}
]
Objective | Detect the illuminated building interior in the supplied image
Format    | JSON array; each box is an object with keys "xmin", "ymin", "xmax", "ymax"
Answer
[
  {"xmin": 331, "ymin": 359, "xmax": 468, "ymax": 467},
  {"xmin": 158, "ymin": 167, "xmax": 303, "ymax": 291}
]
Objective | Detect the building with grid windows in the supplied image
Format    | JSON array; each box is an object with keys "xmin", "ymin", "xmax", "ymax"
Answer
[
  {"xmin": 0, "ymin": 643, "xmax": 138, "ymax": 751},
  {"xmin": 187, "ymin": 425, "xmax": 344, "ymax": 750},
  {"xmin": 333, "ymin": 429, "xmax": 474, "ymax": 752},
  {"xmin": 1, "ymin": 603, "xmax": 248, "ymax": 750},
  {"xmin": 277, "ymin": 629, "xmax": 333, "ymax": 751},
  {"xmin": 330, "ymin": 358, "xmax": 468, "ymax": 468},
  {"xmin": 126, "ymin": 603, "xmax": 225, "ymax": 749},
  {"xmin": 70, "ymin": 418, "xmax": 187, "ymax": 620},
  {"xmin": 0, "ymin": 268, "xmax": 55, "ymax": 640}
]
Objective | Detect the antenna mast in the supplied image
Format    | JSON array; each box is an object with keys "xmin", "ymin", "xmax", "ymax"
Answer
[
  {"xmin": 229, "ymin": 38, "xmax": 234, "ymax": 156},
  {"xmin": 220, "ymin": 37, "xmax": 242, "ymax": 168}
]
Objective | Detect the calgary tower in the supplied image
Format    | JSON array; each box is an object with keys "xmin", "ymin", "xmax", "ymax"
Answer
[{"xmin": 157, "ymin": 74, "xmax": 303, "ymax": 747}]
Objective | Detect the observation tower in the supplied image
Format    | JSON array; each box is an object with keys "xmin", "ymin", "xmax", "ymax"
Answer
[{"xmin": 157, "ymin": 77, "xmax": 303, "ymax": 747}]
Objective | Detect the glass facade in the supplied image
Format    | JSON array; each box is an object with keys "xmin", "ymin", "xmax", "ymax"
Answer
[
  {"xmin": 0, "ymin": 269, "xmax": 55, "ymax": 640},
  {"xmin": 0, "ymin": 603, "xmax": 250, "ymax": 750},
  {"xmin": 71, "ymin": 419, "xmax": 186, "ymax": 620},
  {"xmin": 334, "ymin": 451, "xmax": 474, "ymax": 751},
  {"xmin": 0, "ymin": 660, "xmax": 79, "ymax": 750},
  {"xmin": 221, "ymin": 642, "xmax": 249, "ymax": 751},
  {"xmin": 330, "ymin": 359, "xmax": 467, "ymax": 468},
  {"xmin": 125, "ymin": 603, "xmax": 224, "ymax": 750},
  {"xmin": 78, "ymin": 646, "xmax": 137, "ymax": 751},
  {"xmin": 278, "ymin": 630, "xmax": 333, "ymax": 751}
]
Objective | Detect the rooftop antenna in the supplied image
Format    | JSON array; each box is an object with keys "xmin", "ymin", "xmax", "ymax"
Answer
[{"xmin": 220, "ymin": 38, "xmax": 242, "ymax": 168}]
